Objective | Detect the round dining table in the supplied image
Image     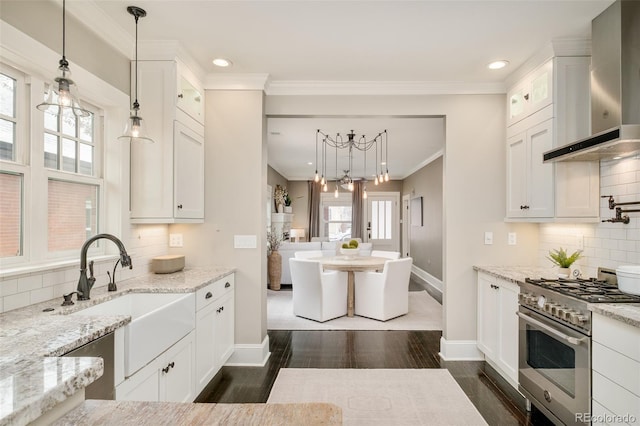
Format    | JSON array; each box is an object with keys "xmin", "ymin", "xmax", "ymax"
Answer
[{"xmin": 312, "ymin": 256, "xmax": 387, "ymax": 317}]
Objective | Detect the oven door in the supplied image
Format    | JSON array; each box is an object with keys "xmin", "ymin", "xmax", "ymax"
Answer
[{"xmin": 518, "ymin": 306, "xmax": 590, "ymax": 426}]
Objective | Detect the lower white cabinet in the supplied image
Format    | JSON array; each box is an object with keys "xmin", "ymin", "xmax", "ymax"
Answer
[
  {"xmin": 591, "ymin": 313, "xmax": 640, "ymax": 424},
  {"xmin": 195, "ymin": 275, "xmax": 235, "ymax": 395},
  {"xmin": 477, "ymin": 272, "xmax": 519, "ymax": 388},
  {"xmin": 116, "ymin": 330, "xmax": 196, "ymax": 402}
]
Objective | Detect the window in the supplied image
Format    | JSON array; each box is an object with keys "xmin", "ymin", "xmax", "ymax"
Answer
[
  {"xmin": 370, "ymin": 199, "xmax": 393, "ymax": 240},
  {"xmin": 0, "ymin": 60, "xmax": 103, "ymax": 265},
  {"xmin": 320, "ymin": 193, "xmax": 352, "ymax": 241}
]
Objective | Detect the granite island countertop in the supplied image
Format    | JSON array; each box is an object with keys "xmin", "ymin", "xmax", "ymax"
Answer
[
  {"xmin": 0, "ymin": 266, "xmax": 235, "ymax": 426},
  {"xmin": 52, "ymin": 400, "xmax": 342, "ymax": 425},
  {"xmin": 473, "ymin": 265, "xmax": 640, "ymax": 329}
]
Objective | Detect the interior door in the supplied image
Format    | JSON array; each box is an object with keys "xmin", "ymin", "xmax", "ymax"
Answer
[{"xmin": 364, "ymin": 193, "xmax": 399, "ymax": 251}]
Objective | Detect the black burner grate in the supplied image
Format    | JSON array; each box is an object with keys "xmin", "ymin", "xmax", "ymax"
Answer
[{"xmin": 525, "ymin": 278, "xmax": 640, "ymax": 303}]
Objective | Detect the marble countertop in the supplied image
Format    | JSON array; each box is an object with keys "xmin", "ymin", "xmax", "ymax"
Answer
[
  {"xmin": 52, "ymin": 400, "xmax": 342, "ymax": 425},
  {"xmin": 588, "ymin": 303, "xmax": 640, "ymax": 328},
  {"xmin": 474, "ymin": 265, "xmax": 640, "ymax": 329},
  {"xmin": 0, "ymin": 266, "xmax": 235, "ymax": 426}
]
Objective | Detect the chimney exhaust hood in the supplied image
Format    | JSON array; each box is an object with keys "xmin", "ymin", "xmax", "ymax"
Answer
[{"xmin": 543, "ymin": 0, "xmax": 640, "ymax": 163}]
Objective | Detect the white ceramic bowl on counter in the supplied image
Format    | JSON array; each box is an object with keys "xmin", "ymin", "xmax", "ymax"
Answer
[{"xmin": 616, "ymin": 265, "xmax": 640, "ymax": 296}]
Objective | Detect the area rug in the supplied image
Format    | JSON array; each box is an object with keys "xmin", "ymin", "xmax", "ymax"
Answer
[
  {"xmin": 267, "ymin": 290, "xmax": 442, "ymax": 331},
  {"xmin": 267, "ymin": 368, "xmax": 487, "ymax": 425}
]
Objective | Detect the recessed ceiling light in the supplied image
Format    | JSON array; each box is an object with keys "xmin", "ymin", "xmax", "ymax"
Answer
[
  {"xmin": 488, "ymin": 60, "xmax": 509, "ymax": 70},
  {"xmin": 212, "ymin": 58, "xmax": 232, "ymax": 67},
  {"xmin": 381, "ymin": 161, "xmax": 386, "ymax": 165},
  {"xmin": 307, "ymin": 162, "xmax": 313, "ymax": 166}
]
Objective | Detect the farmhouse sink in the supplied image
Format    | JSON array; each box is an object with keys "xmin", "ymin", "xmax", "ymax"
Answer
[{"xmin": 72, "ymin": 292, "xmax": 195, "ymax": 377}]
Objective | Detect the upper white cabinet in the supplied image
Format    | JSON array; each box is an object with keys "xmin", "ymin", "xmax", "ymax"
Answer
[
  {"xmin": 130, "ymin": 60, "xmax": 205, "ymax": 223},
  {"xmin": 507, "ymin": 60, "xmax": 553, "ymax": 127},
  {"xmin": 505, "ymin": 57, "xmax": 599, "ymax": 221}
]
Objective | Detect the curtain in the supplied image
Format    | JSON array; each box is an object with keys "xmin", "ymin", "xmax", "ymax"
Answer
[
  {"xmin": 308, "ymin": 181, "xmax": 320, "ymax": 238},
  {"xmin": 351, "ymin": 181, "xmax": 364, "ymax": 239}
]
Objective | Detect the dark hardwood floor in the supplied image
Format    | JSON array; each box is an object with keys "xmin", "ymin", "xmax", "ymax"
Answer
[{"xmin": 197, "ymin": 282, "xmax": 554, "ymax": 425}]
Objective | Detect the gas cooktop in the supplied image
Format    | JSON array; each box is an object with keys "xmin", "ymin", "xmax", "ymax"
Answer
[{"xmin": 524, "ymin": 277, "xmax": 640, "ymax": 303}]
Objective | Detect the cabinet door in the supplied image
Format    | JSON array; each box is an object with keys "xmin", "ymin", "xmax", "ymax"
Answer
[
  {"xmin": 527, "ymin": 61, "xmax": 553, "ymax": 116},
  {"xmin": 555, "ymin": 162, "xmax": 599, "ymax": 218},
  {"xmin": 527, "ymin": 119, "xmax": 554, "ymax": 218},
  {"xmin": 497, "ymin": 281, "xmax": 519, "ymax": 384},
  {"xmin": 214, "ymin": 292, "xmax": 235, "ymax": 368},
  {"xmin": 477, "ymin": 274, "xmax": 499, "ymax": 360},
  {"xmin": 161, "ymin": 331, "xmax": 196, "ymax": 403},
  {"xmin": 507, "ymin": 83, "xmax": 528, "ymax": 127},
  {"xmin": 174, "ymin": 121, "xmax": 205, "ymax": 219},
  {"xmin": 115, "ymin": 360, "xmax": 160, "ymax": 402},
  {"xmin": 177, "ymin": 75, "xmax": 204, "ymax": 125},
  {"xmin": 195, "ymin": 302, "xmax": 217, "ymax": 395},
  {"xmin": 506, "ymin": 132, "xmax": 527, "ymax": 217}
]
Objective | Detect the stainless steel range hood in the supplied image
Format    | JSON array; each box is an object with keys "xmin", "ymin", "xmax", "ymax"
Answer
[{"xmin": 543, "ymin": 0, "xmax": 640, "ymax": 163}]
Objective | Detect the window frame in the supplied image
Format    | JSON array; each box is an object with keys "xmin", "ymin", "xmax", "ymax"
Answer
[
  {"xmin": 0, "ymin": 61, "xmax": 105, "ymax": 266},
  {"xmin": 320, "ymin": 192, "xmax": 353, "ymax": 241}
]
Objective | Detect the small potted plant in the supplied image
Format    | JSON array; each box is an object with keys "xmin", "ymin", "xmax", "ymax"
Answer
[
  {"xmin": 283, "ymin": 194, "xmax": 292, "ymax": 213},
  {"xmin": 547, "ymin": 247, "xmax": 582, "ymax": 278}
]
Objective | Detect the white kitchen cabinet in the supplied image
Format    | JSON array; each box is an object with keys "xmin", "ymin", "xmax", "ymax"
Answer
[
  {"xmin": 116, "ymin": 330, "xmax": 196, "ymax": 402},
  {"xmin": 505, "ymin": 56, "xmax": 599, "ymax": 221},
  {"xmin": 195, "ymin": 274, "xmax": 235, "ymax": 395},
  {"xmin": 477, "ymin": 272, "xmax": 519, "ymax": 389},
  {"xmin": 130, "ymin": 60, "xmax": 205, "ymax": 224},
  {"xmin": 507, "ymin": 60, "xmax": 553, "ymax": 127},
  {"xmin": 506, "ymin": 116, "xmax": 554, "ymax": 218},
  {"xmin": 591, "ymin": 313, "xmax": 640, "ymax": 425}
]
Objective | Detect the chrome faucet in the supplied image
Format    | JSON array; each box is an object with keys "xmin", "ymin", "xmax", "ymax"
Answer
[{"xmin": 77, "ymin": 233, "xmax": 132, "ymax": 300}]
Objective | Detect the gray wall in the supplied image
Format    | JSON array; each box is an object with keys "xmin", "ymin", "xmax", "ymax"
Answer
[
  {"xmin": 267, "ymin": 166, "xmax": 288, "ymax": 211},
  {"xmin": 403, "ymin": 157, "xmax": 443, "ymax": 280},
  {"xmin": 1, "ymin": 0, "xmax": 130, "ymax": 95}
]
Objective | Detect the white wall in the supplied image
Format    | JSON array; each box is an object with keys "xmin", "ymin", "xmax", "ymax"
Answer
[
  {"xmin": 170, "ymin": 90, "xmax": 268, "ymax": 352},
  {"xmin": 539, "ymin": 156, "xmax": 640, "ymax": 277},
  {"xmin": 266, "ymin": 94, "xmax": 540, "ymax": 348}
]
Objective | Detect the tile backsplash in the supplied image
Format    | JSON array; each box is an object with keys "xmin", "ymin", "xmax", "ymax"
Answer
[
  {"xmin": 540, "ymin": 156, "xmax": 640, "ymax": 278},
  {"xmin": 0, "ymin": 225, "xmax": 169, "ymax": 313}
]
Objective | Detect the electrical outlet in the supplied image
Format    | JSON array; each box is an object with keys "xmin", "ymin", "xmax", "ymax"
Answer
[
  {"xmin": 169, "ymin": 233, "xmax": 183, "ymax": 247},
  {"xmin": 508, "ymin": 232, "xmax": 517, "ymax": 245},
  {"xmin": 484, "ymin": 231, "xmax": 493, "ymax": 245}
]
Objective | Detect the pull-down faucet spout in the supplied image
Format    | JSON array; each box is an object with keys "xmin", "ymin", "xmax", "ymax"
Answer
[{"xmin": 77, "ymin": 233, "xmax": 132, "ymax": 300}]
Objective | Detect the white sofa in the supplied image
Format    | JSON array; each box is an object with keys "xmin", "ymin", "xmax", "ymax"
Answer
[{"xmin": 276, "ymin": 241, "xmax": 372, "ymax": 285}]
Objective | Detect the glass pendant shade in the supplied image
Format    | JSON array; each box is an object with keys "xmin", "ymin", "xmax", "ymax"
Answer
[
  {"xmin": 118, "ymin": 107, "xmax": 153, "ymax": 143},
  {"xmin": 37, "ymin": 62, "xmax": 90, "ymax": 117},
  {"xmin": 314, "ymin": 172, "xmax": 320, "ymax": 182},
  {"xmin": 384, "ymin": 171, "xmax": 390, "ymax": 182},
  {"xmin": 374, "ymin": 176, "xmax": 379, "ymax": 185},
  {"xmin": 320, "ymin": 176, "xmax": 325, "ymax": 185},
  {"xmin": 363, "ymin": 188, "xmax": 368, "ymax": 199},
  {"xmin": 323, "ymin": 182, "xmax": 328, "ymax": 192},
  {"xmin": 334, "ymin": 187, "xmax": 339, "ymax": 198}
]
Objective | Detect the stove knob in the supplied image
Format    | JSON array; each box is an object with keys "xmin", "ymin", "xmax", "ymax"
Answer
[
  {"xmin": 563, "ymin": 309, "xmax": 575, "ymax": 321},
  {"xmin": 556, "ymin": 307, "xmax": 567, "ymax": 318},
  {"xmin": 545, "ymin": 303, "xmax": 555, "ymax": 313},
  {"xmin": 575, "ymin": 314, "xmax": 588, "ymax": 325}
]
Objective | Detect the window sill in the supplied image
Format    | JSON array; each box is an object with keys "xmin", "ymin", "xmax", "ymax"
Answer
[{"xmin": 0, "ymin": 254, "xmax": 120, "ymax": 279}]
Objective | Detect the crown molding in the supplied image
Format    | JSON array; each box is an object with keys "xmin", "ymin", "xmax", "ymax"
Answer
[
  {"xmin": 264, "ymin": 80, "xmax": 506, "ymax": 96},
  {"xmin": 504, "ymin": 38, "xmax": 591, "ymax": 88},
  {"xmin": 205, "ymin": 74, "xmax": 270, "ymax": 91},
  {"xmin": 400, "ymin": 149, "xmax": 444, "ymax": 180},
  {"xmin": 137, "ymin": 40, "xmax": 206, "ymax": 83}
]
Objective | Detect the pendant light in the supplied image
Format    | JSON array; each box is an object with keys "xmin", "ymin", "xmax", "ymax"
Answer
[
  {"xmin": 118, "ymin": 6, "xmax": 154, "ymax": 143},
  {"xmin": 36, "ymin": 0, "xmax": 90, "ymax": 117}
]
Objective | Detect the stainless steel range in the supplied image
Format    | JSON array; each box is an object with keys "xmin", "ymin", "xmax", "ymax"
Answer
[{"xmin": 517, "ymin": 268, "xmax": 640, "ymax": 426}]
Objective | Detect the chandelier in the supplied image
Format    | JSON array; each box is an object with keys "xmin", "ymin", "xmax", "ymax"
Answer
[{"xmin": 313, "ymin": 129, "xmax": 389, "ymax": 199}]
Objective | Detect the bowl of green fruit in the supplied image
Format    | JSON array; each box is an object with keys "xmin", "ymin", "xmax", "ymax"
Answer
[{"xmin": 340, "ymin": 239, "xmax": 360, "ymax": 258}]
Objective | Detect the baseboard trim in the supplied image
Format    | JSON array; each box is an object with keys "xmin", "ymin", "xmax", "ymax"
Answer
[
  {"xmin": 411, "ymin": 265, "xmax": 443, "ymax": 303},
  {"xmin": 438, "ymin": 336, "xmax": 485, "ymax": 361},
  {"xmin": 225, "ymin": 335, "xmax": 271, "ymax": 367}
]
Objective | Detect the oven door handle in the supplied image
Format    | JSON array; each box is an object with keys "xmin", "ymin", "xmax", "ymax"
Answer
[{"xmin": 516, "ymin": 311, "xmax": 588, "ymax": 346}]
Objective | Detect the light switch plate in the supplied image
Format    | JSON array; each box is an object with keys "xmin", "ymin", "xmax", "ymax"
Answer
[
  {"xmin": 484, "ymin": 231, "xmax": 493, "ymax": 245},
  {"xmin": 508, "ymin": 232, "xmax": 517, "ymax": 245},
  {"xmin": 169, "ymin": 233, "xmax": 183, "ymax": 247},
  {"xmin": 234, "ymin": 235, "xmax": 257, "ymax": 249}
]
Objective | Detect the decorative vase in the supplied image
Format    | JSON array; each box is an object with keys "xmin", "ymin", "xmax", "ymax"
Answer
[
  {"xmin": 284, "ymin": 205, "xmax": 292, "ymax": 213},
  {"xmin": 277, "ymin": 204, "xmax": 284, "ymax": 213},
  {"xmin": 557, "ymin": 267, "xmax": 570, "ymax": 279},
  {"xmin": 268, "ymin": 251, "xmax": 282, "ymax": 290}
]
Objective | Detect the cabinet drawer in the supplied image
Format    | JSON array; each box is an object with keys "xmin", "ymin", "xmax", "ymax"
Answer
[
  {"xmin": 196, "ymin": 275, "xmax": 235, "ymax": 311},
  {"xmin": 593, "ymin": 341, "xmax": 640, "ymax": 396},
  {"xmin": 593, "ymin": 313, "xmax": 640, "ymax": 362},
  {"xmin": 592, "ymin": 371, "xmax": 640, "ymax": 421}
]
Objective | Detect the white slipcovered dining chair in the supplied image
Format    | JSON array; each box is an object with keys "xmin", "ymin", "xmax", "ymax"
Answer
[
  {"xmin": 371, "ymin": 250, "xmax": 401, "ymax": 260},
  {"xmin": 289, "ymin": 258, "xmax": 348, "ymax": 322},
  {"xmin": 354, "ymin": 257, "xmax": 413, "ymax": 321},
  {"xmin": 294, "ymin": 250, "xmax": 323, "ymax": 259}
]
